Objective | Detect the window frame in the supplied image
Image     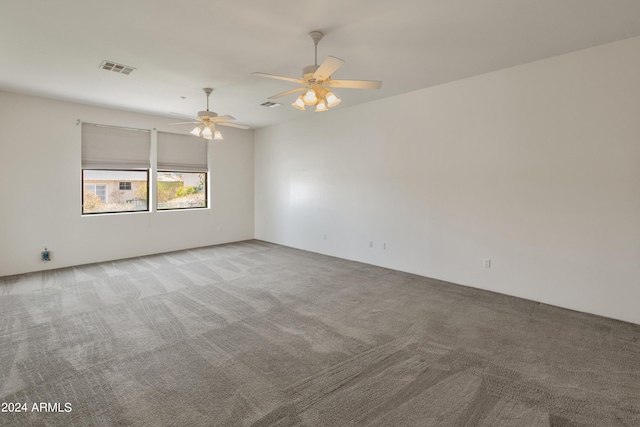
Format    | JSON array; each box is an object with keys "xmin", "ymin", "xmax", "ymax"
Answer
[
  {"xmin": 156, "ymin": 170, "xmax": 208, "ymax": 211},
  {"xmin": 81, "ymin": 169, "xmax": 149, "ymax": 215}
]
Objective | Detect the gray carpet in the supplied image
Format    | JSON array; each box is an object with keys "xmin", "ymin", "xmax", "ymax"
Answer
[{"xmin": 1, "ymin": 240, "xmax": 639, "ymax": 426}]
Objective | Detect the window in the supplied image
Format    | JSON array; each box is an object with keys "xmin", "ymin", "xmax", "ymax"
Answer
[
  {"xmin": 82, "ymin": 123, "xmax": 150, "ymax": 214},
  {"xmin": 157, "ymin": 132, "xmax": 208, "ymax": 210},
  {"xmin": 157, "ymin": 172, "xmax": 206, "ymax": 209},
  {"xmin": 84, "ymin": 183, "xmax": 107, "ymax": 203},
  {"xmin": 83, "ymin": 170, "xmax": 148, "ymax": 213}
]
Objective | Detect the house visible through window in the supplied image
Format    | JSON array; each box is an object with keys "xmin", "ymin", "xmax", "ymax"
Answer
[{"xmin": 119, "ymin": 181, "xmax": 132, "ymax": 190}]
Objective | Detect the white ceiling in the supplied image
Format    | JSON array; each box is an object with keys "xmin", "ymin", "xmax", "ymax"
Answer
[{"xmin": 2, "ymin": 0, "xmax": 640, "ymax": 129}]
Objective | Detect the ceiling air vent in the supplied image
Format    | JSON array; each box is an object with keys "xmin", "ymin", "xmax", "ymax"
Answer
[
  {"xmin": 99, "ymin": 60, "xmax": 135, "ymax": 75},
  {"xmin": 260, "ymin": 101, "xmax": 281, "ymax": 108}
]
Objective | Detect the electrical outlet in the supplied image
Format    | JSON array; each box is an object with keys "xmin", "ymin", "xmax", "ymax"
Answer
[
  {"xmin": 42, "ymin": 248, "xmax": 51, "ymax": 262},
  {"xmin": 483, "ymin": 258, "xmax": 491, "ymax": 268}
]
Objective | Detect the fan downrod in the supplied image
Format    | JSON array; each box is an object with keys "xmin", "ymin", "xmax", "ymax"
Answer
[
  {"xmin": 199, "ymin": 88, "xmax": 218, "ymax": 118},
  {"xmin": 203, "ymin": 88, "xmax": 214, "ymax": 112},
  {"xmin": 309, "ymin": 31, "xmax": 325, "ymax": 67}
]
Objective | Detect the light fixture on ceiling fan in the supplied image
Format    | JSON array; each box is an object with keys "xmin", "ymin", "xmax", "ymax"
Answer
[
  {"xmin": 169, "ymin": 88, "xmax": 249, "ymax": 140},
  {"xmin": 253, "ymin": 31, "xmax": 382, "ymax": 112}
]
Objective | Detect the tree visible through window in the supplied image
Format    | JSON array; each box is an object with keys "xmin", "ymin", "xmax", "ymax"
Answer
[
  {"xmin": 84, "ymin": 183, "xmax": 107, "ymax": 203},
  {"xmin": 157, "ymin": 172, "xmax": 206, "ymax": 210}
]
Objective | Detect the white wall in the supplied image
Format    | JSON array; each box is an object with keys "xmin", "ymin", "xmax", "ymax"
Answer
[
  {"xmin": 0, "ymin": 91, "xmax": 254, "ymax": 276},
  {"xmin": 255, "ymin": 36, "xmax": 640, "ymax": 324}
]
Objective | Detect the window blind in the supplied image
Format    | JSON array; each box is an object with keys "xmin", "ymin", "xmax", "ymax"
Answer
[
  {"xmin": 157, "ymin": 131, "xmax": 208, "ymax": 172},
  {"xmin": 81, "ymin": 123, "xmax": 150, "ymax": 169}
]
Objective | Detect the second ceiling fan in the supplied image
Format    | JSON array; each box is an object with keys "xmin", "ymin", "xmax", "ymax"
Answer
[{"xmin": 253, "ymin": 31, "xmax": 382, "ymax": 112}]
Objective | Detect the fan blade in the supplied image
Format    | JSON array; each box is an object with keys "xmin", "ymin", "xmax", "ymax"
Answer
[
  {"xmin": 217, "ymin": 122, "xmax": 250, "ymax": 130},
  {"xmin": 325, "ymin": 79, "xmax": 382, "ymax": 89},
  {"xmin": 210, "ymin": 115, "xmax": 235, "ymax": 122},
  {"xmin": 313, "ymin": 56, "xmax": 345, "ymax": 82},
  {"xmin": 268, "ymin": 87, "xmax": 306, "ymax": 99},
  {"xmin": 170, "ymin": 112, "xmax": 200, "ymax": 120},
  {"xmin": 169, "ymin": 121, "xmax": 200, "ymax": 125},
  {"xmin": 252, "ymin": 72, "xmax": 305, "ymax": 84}
]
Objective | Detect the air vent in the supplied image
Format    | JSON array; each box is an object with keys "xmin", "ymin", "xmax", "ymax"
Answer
[
  {"xmin": 99, "ymin": 60, "xmax": 136, "ymax": 75},
  {"xmin": 260, "ymin": 101, "xmax": 282, "ymax": 108}
]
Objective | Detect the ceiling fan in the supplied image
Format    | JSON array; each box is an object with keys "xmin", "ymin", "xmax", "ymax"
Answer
[
  {"xmin": 253, "ymin": 31, "xmax": 382, "ymax": 112},
  {"xmin": 170, "ymin": 88, "xmax": 249, "ymax": 140}
]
